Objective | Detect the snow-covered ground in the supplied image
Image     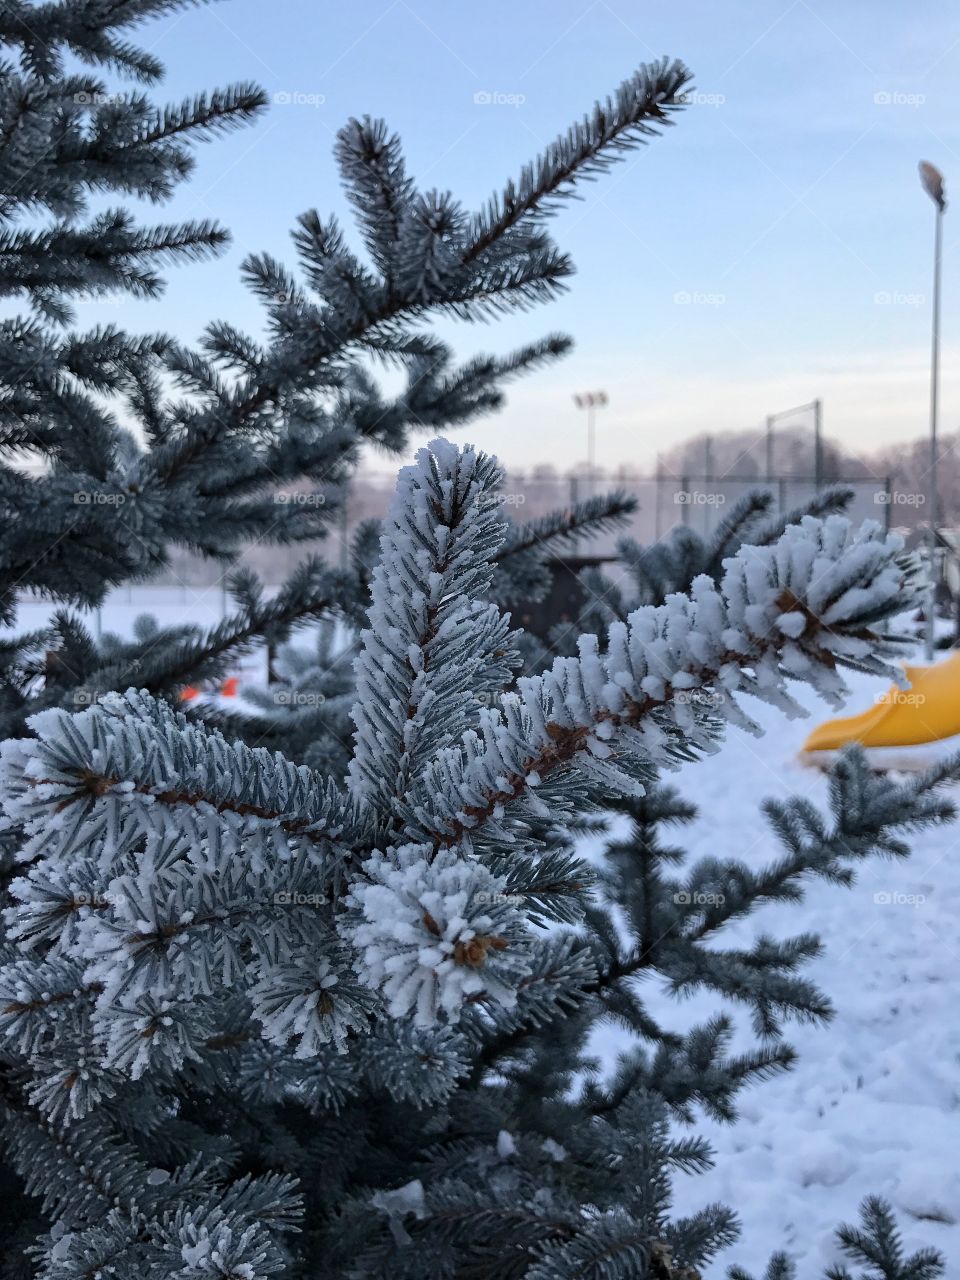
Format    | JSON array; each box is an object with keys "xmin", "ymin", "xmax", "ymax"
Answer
[
  {"xmin": 581, "ymin": 668, "xmax": 960, "ymax": 1278},
  {"xmin": 9, "ymin": 589, "xmax": 959, "ymax": 1275},
  {"xmin": 9, "ymin": 586, "xmax": 272, "ymax": 687},
  {"xmin": 13, "ymin": 585, "xmax": 244, "ymax": 640}
]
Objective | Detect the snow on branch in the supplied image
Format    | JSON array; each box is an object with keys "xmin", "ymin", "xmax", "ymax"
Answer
[
  {"xmin": 0, "ymin": 687, "xmax": 357, "ymax": 872},
  {"xmin": 401, "ymin": 499, "xmax": 922, "ymax": 849},
  {"xmin": 348, "ymin": 439, "xmax": 519, "ymax": 826}
]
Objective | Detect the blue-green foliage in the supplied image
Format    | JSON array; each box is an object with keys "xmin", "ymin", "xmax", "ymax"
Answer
[
  {"xmin": 0, "ymin": 0, "xmax": 659, "ymax": 679},
  {"xmin": 0, "ymin": 436, "xmax": 951, "ymax": 1278}
]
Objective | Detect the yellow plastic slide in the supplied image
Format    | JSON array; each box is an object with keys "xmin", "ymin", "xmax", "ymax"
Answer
[{"xmin": 802, "ymin": 650, "xmax": 960, "ymax": 753}]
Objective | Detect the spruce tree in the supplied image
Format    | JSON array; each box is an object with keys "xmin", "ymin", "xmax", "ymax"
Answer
[
  {"xmin": 0, "ymin": 4, "xmax": 951, "ymax": 1278},
  {"xmin": 2, "ymin": 438, "xmax": 953, "ymax": 1277}
]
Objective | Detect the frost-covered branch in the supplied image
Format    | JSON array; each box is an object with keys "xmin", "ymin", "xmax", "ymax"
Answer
[
  {"xmin": 401, "ymin": 489, "xmax": 921, "ymax": 850},
  {"xmin": 464, "ymin": 58, "xmax": 690, "ymax": 262},
  {"xmin": 348, "ymin": 439, "xmax": 518, "ymax": 827}
]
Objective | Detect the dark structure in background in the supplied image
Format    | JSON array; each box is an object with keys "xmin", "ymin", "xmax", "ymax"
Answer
[{"xmin": 515, "ymin": 555, "xmax": 614, "ymax": 644}]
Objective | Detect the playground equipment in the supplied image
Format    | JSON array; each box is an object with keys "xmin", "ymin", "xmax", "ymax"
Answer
[{"xmin": 801, "ymin": 650, "xmax": 960, "ymax": 765}]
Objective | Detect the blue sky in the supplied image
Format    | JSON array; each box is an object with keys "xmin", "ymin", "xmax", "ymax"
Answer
[{"xmin": 87, "ymin": 0, "xmax": 960, "ymax": 472}]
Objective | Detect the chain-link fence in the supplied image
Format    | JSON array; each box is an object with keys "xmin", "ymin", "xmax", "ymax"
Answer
[
  {"xmin": 146, "ymin": 470, "xmax": 893, "ymax": 586},
  {"xmin": 476, "ymin": 471, "xmax": 893, "ymax": 558}
]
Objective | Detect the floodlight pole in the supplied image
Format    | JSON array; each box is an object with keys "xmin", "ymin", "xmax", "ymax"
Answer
[
  {"xmin": 919, "ymin": 162, "xmax": 946, "ymax": 662},
  {"xmin": 925, "ymin": 203, "xmax": 944, "ymax": 661},
  {"xmin": 573, "ymin": 391, "xmax": 608, "ymax": 497}
]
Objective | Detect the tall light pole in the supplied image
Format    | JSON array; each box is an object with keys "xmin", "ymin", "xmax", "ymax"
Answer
[
  {"xmin": 919, "ymin": 161, "xmax": 946, "ymax": 662},
  {"xmin": 573, "ymin": 391, "xmax": 608, "ymax": 495}
]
